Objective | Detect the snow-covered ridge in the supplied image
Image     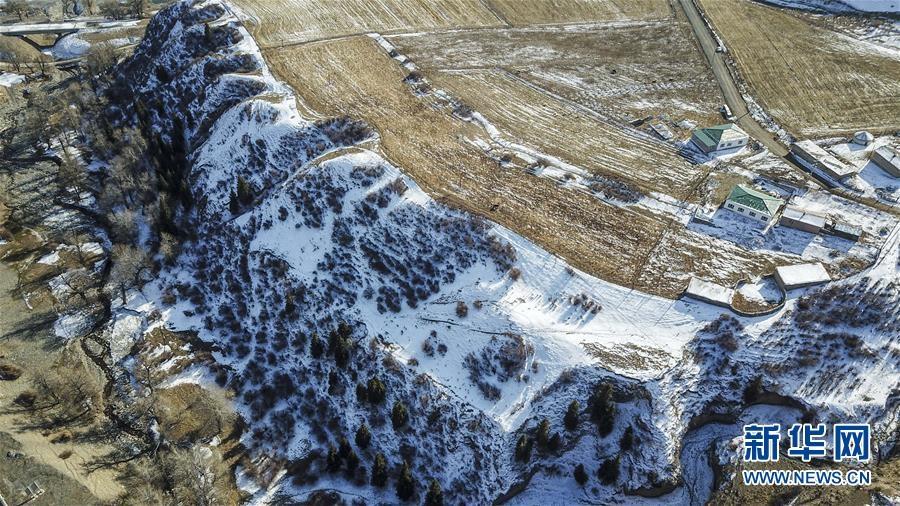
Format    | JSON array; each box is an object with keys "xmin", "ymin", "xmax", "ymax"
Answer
[{"xmin": 123, "ymin": 1, "xmax": 900, "ymax": 503}]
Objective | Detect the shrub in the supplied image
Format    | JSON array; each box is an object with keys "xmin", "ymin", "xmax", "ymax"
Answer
[
  {"xmin": 0, "ymin": 363, "xmax": 23, "ymax": 381},
  {"xmin": 455, "ymin": 301, "xmax": 468, "ymax": 318},
  {"xmin": 509, "ymin": 267, "xmax": 522, "ymax": 281},
  {"xmin": 14, "ymin": 390, "xmax": 36, "ymax": 408},
  {"xmin": 564, "ymin": 400, "xmax": 580, "ymax": 431},
  {"xmin": 574, "ymin": 463, "xmax": 588, "ymax": 485}
]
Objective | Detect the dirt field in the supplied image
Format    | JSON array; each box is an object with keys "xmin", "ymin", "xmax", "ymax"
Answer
[
  {"xmin": 698, "ymin": 0, "xmax": 900, "ymax": 138},
  {"xmin": 486, "ymin": 0, "xmax": 671, "ymax": 25},
  {"xmin": 262, "ymin": 36, "xmax": 797, "ymax": 297},
  {"xmin": 429, "ymin": 69, "xmax": 703, "ymax": 198},
  {"xmin": 0, "ymin": 264, "xmax": 123, "ymax": 503},
  {"xmin": 232, "ymin": 0, "xmax": 504, "ymax": 46},
  {"xmin": 390, "ymin": 17, "xmax": 725, "ymax": 130}
]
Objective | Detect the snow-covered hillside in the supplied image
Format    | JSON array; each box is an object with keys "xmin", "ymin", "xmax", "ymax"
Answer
[{"xmin": 115, "ymin": 1, "xmax": 900, "ymax": 503}]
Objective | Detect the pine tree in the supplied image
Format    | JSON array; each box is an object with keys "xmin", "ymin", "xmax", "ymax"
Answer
[
  {"xmin": 371, "ymin": 453, "xmax": 388, "ymax": 487},
  {"xmin": 548, "ymin": 432, "xmax": 562, "ymax": 452},
  {"xmin": 514, "ymin": 434, "xmax": 533, "ymax": 462},
  {"xmin": 597, "ymin": 457, "xmax": 620, "ymax": 485},
  {"xmin": 620, "ymin": 425, "xmax": 634, "ymax": 452},
  {"xmin": 356, "ymin": 424, "xmax": 372, "ymax": 449},
  {"xmin": 310, "ymin": 333, "xmax": 324, "ymax": 358},
  {"xmin": 328, "ymin": 326, "xmax": 351, "ymax": 368},
  {"xmin": 356, "ymin": 382, "xmax": 369, "ymax": 403},
  {"xmin": 396, "ymin": 461, "xmax": 415, "ymax": 502},
  {"xmin": 345, "ymin": 450, "xmax": 359, "ymax": 475},
  {"xmin": 392, "ymin": 401, "xmax": 409, "ymax": 429},
  {"xmin": 573, "ymin": 463, "xmax": 588, "ymax": 485},
  {"xmin": 228, "ymin": 190, "xmax": 239, "ymax": 215},
  {"xmin": 424, "ymin": 478, "xmax": 444, "ymax": 506},
  {"xmin": 590, "ymin": 383, "xmax": 616, "ymax": 437},
  {"xmin": 367, "ymin": 376, "xmax": 386, "ymax": 404},
  {"xmin": 338, "ymin": 436, "xmax": 352, "ymax": 460},
  {"xmin": 536, "ymin": 418, "xmax": 551, "ymax": 448},
  {"xmin": 564, "ymin": 400, "xmax": 580, "ymax": 431},
  {"xmin": 236, "ymin": 175, "xmax": 253, "ymax": 206},
  {"xmin": 326, "ymin": 444, "xmax": 341, "ymax": 473}
]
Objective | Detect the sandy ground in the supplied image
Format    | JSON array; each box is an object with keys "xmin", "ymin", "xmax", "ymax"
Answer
[{"xmin": 0, "ymin": 263, "xmax": 123, "ymax": 502}]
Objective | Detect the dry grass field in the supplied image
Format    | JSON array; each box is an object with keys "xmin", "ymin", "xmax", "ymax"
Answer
[
  {"xmin": 698, "ymin": 0, "xmax": 900, "ymax": 138},
  {"xmin": 485, "ymin": 0, "xmax": 670, "ymax": 25},
  {"xmin": 429, "ymin": 69, "xmax": 703, "ymax": 198},
  {"xmin": 390, "ymin": 18, "xmax": 725, "ymax": 127},
  {"xmin": 232, "ymin": 0, "xmax": 503, "ymax": 46},
  {"xmin": 262, "ymin": 36, "xmax": 795, "ymax": 297}
]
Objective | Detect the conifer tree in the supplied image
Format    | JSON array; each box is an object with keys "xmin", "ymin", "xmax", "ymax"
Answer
[
  {"xmin": 424, "ymin": 478, "xmax": 444, "ymax": 506},
  {"xmin": 396, "ymin": 461, "xmax": 415, "ymax": 502},
  {"xmin": 564, "ymin": 400, "xmax": 580, "ymax": 431},
  {"xmin": 392, "ymin": 401, "xmax": 409, "ymax": 429},
  {"xmin": 356, "ymin": 423, "xmax": 372, "ymax": 449},
  {"xmin": 371, "ymin": 453, "xmax": 388, "ymax": 487}
]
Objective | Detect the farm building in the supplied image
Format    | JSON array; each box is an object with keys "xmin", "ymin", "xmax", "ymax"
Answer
[
  {"xmin": 723, "ymin": 184, "xmax": 784, "ymax": 225},
  {"xmin": 684, "ymin": 277, "xmax": 734, "ymax": 307},
  {"xmin": 790, "ymin": 140, "xmax": 857, "ymax": 181},
  {"xmin": 774, "ymin": 263, "xmax": 831, "ymax": 290},
  {"xmin": 779, "ymin": 206, "xmax": 826, "ymax": 234},
  {"xmin": 871, "ymin": 146, "xmax": 900, "ymax": 178},
  {"xmin": 690, "ymin": 123, "xmax": 749, "ymax": 154},
  {"xmin": 831, "ymin": 222, "xmax": 862, "ymax": 241}
]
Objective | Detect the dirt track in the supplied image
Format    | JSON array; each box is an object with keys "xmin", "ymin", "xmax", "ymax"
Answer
[{"xmin": 675, "ymin": 0, "xmax": 788, "ymax": 157}]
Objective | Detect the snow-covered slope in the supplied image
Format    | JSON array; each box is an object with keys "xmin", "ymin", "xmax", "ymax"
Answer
[{"xmin": 120, "ymin": 1, "xmax": 900, "ymax": 503}]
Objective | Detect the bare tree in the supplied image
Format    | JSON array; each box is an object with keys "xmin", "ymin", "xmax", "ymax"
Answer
[
  {"xmin": 30, "ymin": 358, "xmax": 102, "ymax": 427},
  {"xmin": 164, "ymin": 446, "xmax": 230, "ymax": 506},
  {"xmin": 3, "ymin": 0, "xmax": 30, "ymax": 21}
]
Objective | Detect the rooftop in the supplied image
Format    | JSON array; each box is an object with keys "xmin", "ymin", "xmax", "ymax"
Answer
[
  {"xmin": 874, "ymin": 146, "xmax": 900, "ymax": 167},
  {"xmin": 792, "ymin": 140, "xmax": 857, "ymax": 178},
  {"xmin": 775, "ymin": 263, "xmax": 831, "ymax": 287},
  {"xmin": 781, "ymin": 206, "xmax": 826, "ymax": 228},
  {"xmin": 692, "ymin": 123, "xmax": 748, "ymax": 148},
  {"xmin": 726, "ymin": 184, "xmax": 784, "ymax": 215}
]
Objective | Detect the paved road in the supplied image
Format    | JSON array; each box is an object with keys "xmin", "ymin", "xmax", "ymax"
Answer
[
  {"xmin": 0, "ymin": 19, "xmax": 139, "ymax": 36},
  {"xmin": 675, "ymin": 0, "xmax": 788, "ymax": 157}
]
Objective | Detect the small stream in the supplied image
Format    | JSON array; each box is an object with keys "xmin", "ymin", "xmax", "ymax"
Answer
[{"xmin": 660, "ymin": 404, "xmax": 804, "ymax": 505}]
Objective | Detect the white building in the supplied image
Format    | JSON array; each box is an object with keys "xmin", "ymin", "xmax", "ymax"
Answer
[
  {"xmin": 871, "ymin": 146, "xmax": 900, "ymax": 178},
  {"xmin": 774, "ymin": 263, "xmax": 831, "ymax": 290}
]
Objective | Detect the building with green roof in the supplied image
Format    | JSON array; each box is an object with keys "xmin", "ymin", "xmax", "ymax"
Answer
[
  {"xmin": 691, "ymin": 123, "xmax": 749, "ymax": 154},
  {"xmin": 724, "ymin": 184, "xmax": 784, "ymax": 225}
]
